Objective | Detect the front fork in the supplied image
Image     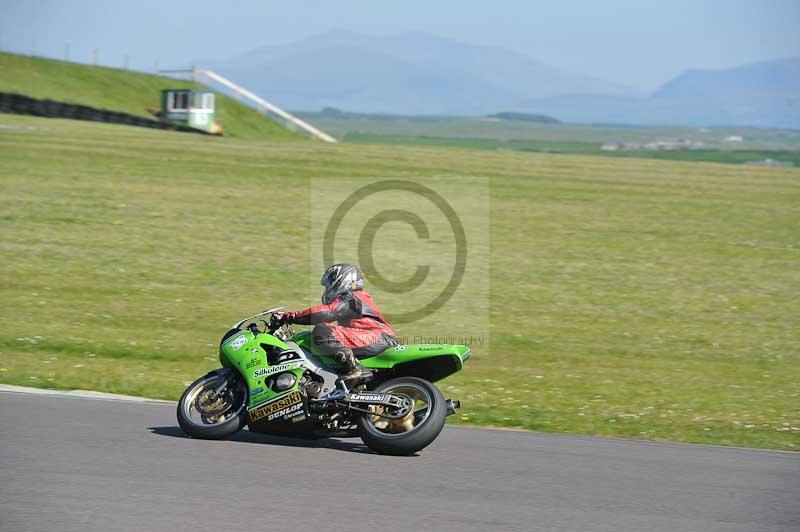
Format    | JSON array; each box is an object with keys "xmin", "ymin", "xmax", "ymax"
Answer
[{"xmin": 206, "ymin": 368, "xmax": 235, "ymax": 400}]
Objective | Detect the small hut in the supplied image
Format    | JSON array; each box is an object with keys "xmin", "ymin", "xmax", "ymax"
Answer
[{"xmin": 160, "ymin": 89, "xmax": 217, "ymax": 133}]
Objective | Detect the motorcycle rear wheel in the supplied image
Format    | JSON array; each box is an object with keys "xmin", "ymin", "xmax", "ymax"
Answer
[
  {"xmin": 177, "ymin": 370, "xmax": 247, "ymax": 440},
  {"xmin": 357, "ymin": 377, "xmax": 447, "ymax": 455}
]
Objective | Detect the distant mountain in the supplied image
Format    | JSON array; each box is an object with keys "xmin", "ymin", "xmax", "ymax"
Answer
[
  {"xmin": 211, "ymin": 30, "xmax": 639, "ymax": 116},
  {"xmin": 654, "ymin": 57, "xmax": 800, "ymax": 99},
  {"xmin": 521, "ymin": 58, "xmax": 800, "ymax": 128},
  {"xmin": 210, "ymin": 32, "xmax": 800, "ymax": 128},
  {"xmin": 519, "ymin": 94, "xmax": 645, "ymax": 124}
]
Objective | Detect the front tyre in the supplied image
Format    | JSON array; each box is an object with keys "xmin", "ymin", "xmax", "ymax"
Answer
[
  {"xmin": 177, "ymin": 369, "xmax": 247, "ymax": 440},
  {"xmin": 358, "ymin": 377, "xmax": 447, "ymax": 456}
]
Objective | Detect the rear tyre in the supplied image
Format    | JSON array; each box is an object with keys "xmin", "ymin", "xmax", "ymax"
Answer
[
  {"xmin": 357, "ymin": 377, "xmax": 447, "ymax": 456},
  {"xmin": 177, "ymin": 369, "xmax": 247, "ymax": 440}
]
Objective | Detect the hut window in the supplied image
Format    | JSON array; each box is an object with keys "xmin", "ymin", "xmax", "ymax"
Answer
[{"xmin": 168, "ymin": 92, "xmax": 189, "ymax": 111}]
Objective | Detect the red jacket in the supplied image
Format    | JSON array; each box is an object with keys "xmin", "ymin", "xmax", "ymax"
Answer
[{"xmin": 286, "ymin": 291, "xmax": 397, "ymax": 339}]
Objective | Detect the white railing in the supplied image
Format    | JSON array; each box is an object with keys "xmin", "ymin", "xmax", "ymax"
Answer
[{"xmin": 194, "ymin": 69, "xmax": 337, "ymax": 143}]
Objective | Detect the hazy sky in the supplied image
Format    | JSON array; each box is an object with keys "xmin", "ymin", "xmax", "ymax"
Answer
[{"xmin": 1, "ymin": 0, "xmax": 798, "ymax": 90}]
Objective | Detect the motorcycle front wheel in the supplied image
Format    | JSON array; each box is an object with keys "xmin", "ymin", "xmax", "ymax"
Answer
[
  {"xmin": 177, "ymin": 369, "xmax": 247, "ymax": 439},
  {"xmin": 358, "ymin": 377, "xmax": 447, "ymax": 456}
]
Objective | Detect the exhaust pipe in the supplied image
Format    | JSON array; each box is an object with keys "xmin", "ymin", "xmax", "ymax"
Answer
[{"xmin": 445, "ymin": 399, "xmax": 461, "ymax": 416}]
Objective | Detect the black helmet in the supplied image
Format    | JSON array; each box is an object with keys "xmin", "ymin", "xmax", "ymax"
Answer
[{"xmin": 321, "ymin": 263, "xmax": 364, "ymax": 304}]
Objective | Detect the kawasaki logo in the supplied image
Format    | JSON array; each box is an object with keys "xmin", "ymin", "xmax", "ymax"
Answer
[
  {"xmin": 349, "ymin": 393, "xmax": 388, "ymax": 402},
  {"xmin": 249, "ymin": 392, "xmax": 302, "ymax": 422}
]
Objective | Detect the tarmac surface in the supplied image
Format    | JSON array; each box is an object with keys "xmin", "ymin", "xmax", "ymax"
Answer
[{"xmin": 1, "ymin": 387, "xmax": 798, "ymax": 532}]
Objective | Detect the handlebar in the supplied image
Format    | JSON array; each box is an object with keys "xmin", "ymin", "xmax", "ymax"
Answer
[
  {"xmin": 234, "ymin": 306, "xmax": 292, "ymax": 338},
  {"xmin": 231, "ymin": 306, "xmax": 285, "ymax": 330}
]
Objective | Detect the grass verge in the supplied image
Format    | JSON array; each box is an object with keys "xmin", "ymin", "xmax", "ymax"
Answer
[{"xmin": 1, "ymin": 113, "xmax": 798, "ymax": 450}]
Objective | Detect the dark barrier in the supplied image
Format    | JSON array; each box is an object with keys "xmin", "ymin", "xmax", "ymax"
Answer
[{"xmin": 0, "ymin": 92, "xmax": 211, "ymax": 135}]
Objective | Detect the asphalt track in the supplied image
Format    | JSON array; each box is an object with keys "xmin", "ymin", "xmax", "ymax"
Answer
[{"xmin": 1, "ymin": 389, "xmax": 798, "ymax": 532}]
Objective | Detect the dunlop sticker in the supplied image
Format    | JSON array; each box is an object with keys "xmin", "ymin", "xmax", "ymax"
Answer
[
  {"xmin": 267, "ymin": 402, "xmax": 304, "ymax": 421},
  {"xmin": 249, "ymin": 391, "xmax": 302, "ymax": 422}
]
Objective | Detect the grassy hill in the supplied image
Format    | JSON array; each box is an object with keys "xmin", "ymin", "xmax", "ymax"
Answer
[
  {"xmin": 0, "ymin": 52, "xmax": 300, "ymax": 140},
  {"xmin": 1, "ymin": 113, "xmax": 798, "ymax": 450}
]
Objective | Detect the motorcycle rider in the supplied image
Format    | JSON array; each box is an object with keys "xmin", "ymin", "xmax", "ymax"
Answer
[{"xmin": 275, "ymin": 264, "xmax": 398, "ymax": 384}]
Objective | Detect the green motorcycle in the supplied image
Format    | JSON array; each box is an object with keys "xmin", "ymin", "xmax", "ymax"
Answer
[{"xmin": 177, "ymin": 307, "xmax": 469, "ymax": 455}]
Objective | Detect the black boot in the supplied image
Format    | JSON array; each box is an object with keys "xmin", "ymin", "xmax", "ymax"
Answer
[{"xmin": 335, "ymin": 347, "xmax": 373, "ymax": 385}]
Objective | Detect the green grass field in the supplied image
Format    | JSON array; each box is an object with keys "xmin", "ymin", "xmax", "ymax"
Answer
[
  {"xmin": 298, "ymin": 112, "xmax": 800, "ymax": 150},
  {"xmin": 1, "ymin": 113, "xmax": 798, "ymax": 450},
  {"xmin": 300, "ymin": 111, "xmax": 800, "ymax": 166},
  {"xmin": 343, "ymin": 133, "xmax": 800, "ymax": 167},
  {"xmin": 0, "ymin": 53, "xmax": 300, "ymax": 140}
]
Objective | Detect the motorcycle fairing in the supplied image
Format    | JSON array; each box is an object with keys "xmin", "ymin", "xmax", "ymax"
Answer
[{"xmin": 291, "ymin": 330, "xmax": 470, "ymax": 383}]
